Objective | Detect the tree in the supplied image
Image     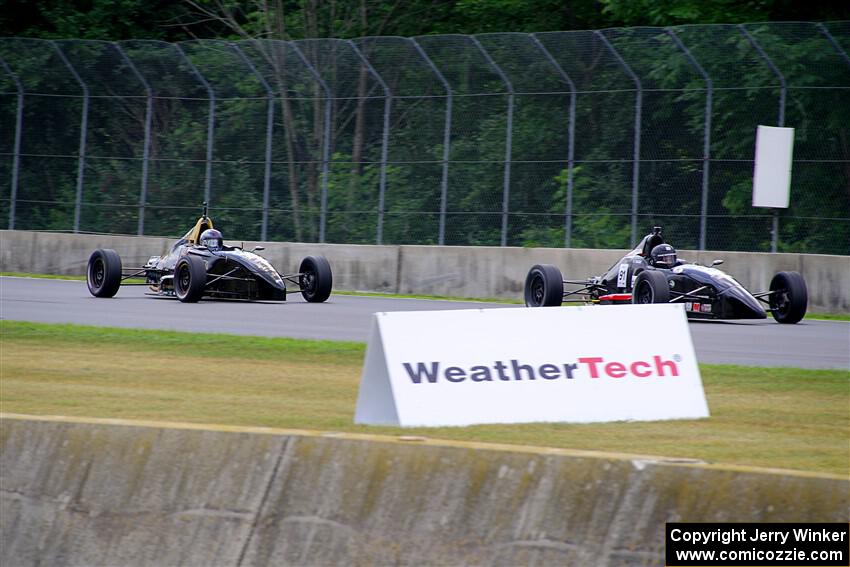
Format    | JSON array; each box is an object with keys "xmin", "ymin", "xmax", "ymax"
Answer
[{"xmin": 0, "ymin": 0, "xmax": 192, "ymax": 40}]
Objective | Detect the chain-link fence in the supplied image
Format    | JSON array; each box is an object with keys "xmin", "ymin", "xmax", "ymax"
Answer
[{"xmin": 1, "ymin": 22, "xmax": 848, "ymax": 254}]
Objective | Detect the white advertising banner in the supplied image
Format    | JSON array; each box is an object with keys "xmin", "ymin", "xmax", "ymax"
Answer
[{"xmin": 354, "ymin": 304, "xmax": 708, "ymax": 427}]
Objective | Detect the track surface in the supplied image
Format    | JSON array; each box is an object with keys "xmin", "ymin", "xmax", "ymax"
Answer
[{"xmin": 1, "ymin": 277, "xmax": 848, "ymax": 370}]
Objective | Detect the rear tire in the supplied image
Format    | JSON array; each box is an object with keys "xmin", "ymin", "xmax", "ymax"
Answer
[
  {"xmin": 174, "ymin": 255, "xmax": 206, "ymax": 303},
  {"xmin": 86, "ymin": 249, "xmax": 122, "ymax": 298},
  {"xmin": 300, "ymin": 255, "xmax": 332, "ymax": 303},
  {"xmin": 524, "ymin": 264, "xmax": 563, "ymax": 307},
  {"xmin": 631, "ymin": 270, "xmax": 670, "ymax": 304},
  {"xmin": 769, "ymin": 271, "xmax": 807, "ymax": 324}
]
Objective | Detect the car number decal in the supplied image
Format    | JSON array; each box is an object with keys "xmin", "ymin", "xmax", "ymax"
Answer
[{"xmin": 617, "ymin": 263, "xmax": 629, "ymax": 288}]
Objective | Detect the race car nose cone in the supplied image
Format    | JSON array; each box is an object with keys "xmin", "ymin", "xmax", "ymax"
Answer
[{"xmin": 724, "ymin": 287, "xmax": 767, "ymax": 319}]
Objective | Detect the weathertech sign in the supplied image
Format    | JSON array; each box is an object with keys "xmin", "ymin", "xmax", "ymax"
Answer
[
  {"xmin": 354, "ymin": 304, "xmax": 709, "ymax": 427},
  {"xmin": 403, "ymin": 355, "xmax": 681, "ymax": 384}
]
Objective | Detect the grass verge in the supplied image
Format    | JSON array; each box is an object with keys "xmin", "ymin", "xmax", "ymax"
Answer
[{"xmin": 1, "ymin": 320, "xmax": 847, "ymax": 475}]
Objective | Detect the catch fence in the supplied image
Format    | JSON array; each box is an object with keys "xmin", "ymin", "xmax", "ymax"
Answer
[{"xmin": 1, "ymin": 22, "xmax": 848, "ymax": 254}]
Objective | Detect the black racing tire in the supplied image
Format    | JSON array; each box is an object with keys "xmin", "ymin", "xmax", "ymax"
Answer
[
  {"xmin": 769, "ymin": 271, "xmax": 807, "ymax": 324},
  {"xmin": 300, "ymin": 255, "xmax": 332, "ymax": 303},
  {"xmin": 631, "ymin": 270, "xmax": 670, "ymax": 304},
  {"xmin": 174, "ymin": 255, "xmax": 207, "ymax": 303},
  {"xmin": 524, "ymin": 264, "xmax": 564, "ymax": 307},
  {"xmin": 86, "ymin": 248, "xmax": 122, "ymax": 298}
]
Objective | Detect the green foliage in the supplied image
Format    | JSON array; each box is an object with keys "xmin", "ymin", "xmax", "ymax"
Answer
[
  {"xmin": 598, "ymin": 0, "xmax": 771, "ymax": 26},
  {"xmin": 0, "ymin": 0, "xmax": 191, "ymax": 41},
  {"xmin": 434, "ymin": 0, "xmax": 611, "ymax": 34},
  {"xmin": 6, "ymin": 1, "xmax": 845, "ymax": 42}
]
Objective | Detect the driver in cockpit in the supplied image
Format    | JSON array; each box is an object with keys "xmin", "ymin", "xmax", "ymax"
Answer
[
  {"xmin": 199, "ymin": 228, "xmax": 224, "ymax": 251},
  {"xmin": 649, "ymin": 243, "xmax": 679, "ymax": 268}
]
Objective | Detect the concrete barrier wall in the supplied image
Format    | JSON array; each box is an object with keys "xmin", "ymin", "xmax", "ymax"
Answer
[
  {"xmin": 2, "ymin": 415, "xmax": 847, "ymax": 566},
  {"xmin": 2, "ymin": 230, "xmax": 848, "ymax": 313}
]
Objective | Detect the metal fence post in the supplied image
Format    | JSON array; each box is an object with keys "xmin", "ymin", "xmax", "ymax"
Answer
[
  {"xmin": 739, "ymin": 24, "xmax": 787, "ymax": 253},
  {"xmin": 817, "ymin": 23, "xmax": 850, "ymax": 67},
  {"xmin": 0, "ymin": 57, "xmax": 23, "ymax": 231},
  {"xmin": 410, "ymin": 38, "xmax": 453, "ymax": 246},
  {"xmin": 470, "ymin": 35, "xmax": 514, "ymax": 247},
  {"xmin": 289, "ymin": 42, "xmax": 332, "ymax": 243},
  {"xmin": 230, "ymin": 42, "xmax": 275, "ymax": 242},
  {"xmin": 52, "ymin": 41, "xmax": 89, "ymax": 233},
  {"xmin": 667, "ymin": 28, "xmax": 713, "ymax": 251},
  {"xmin": 739, "ymin": 26, "xmax": 786, "ymax": 128},
  {"xmin": 174, "ymin": 43, "xmax": 215, "ymax": 207},
  {"xmin": 596, "ymin": 31, "xmax": 642, "ymax": 248},
  {"xmin": 113, "ymin": 42, "xmax": 153, "ymax": 236},
  {"xmin": 530, "ymin": 34, "xmax": 578, "ymax": 249},
  {"xmin": 348, "ymin": 40, "xmax": 392, "ymax": 245}
]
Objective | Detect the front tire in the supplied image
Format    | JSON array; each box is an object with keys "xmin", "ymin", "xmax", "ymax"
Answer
[
  {"xmin": 86, "ymin": 249, "xmax": 122, "ymax": 298},
  {"xmin": 300, "ymin": 255, "xmax": 332, "ymax": 303},
  {"xmin": 769, "ymin": 271, "xmax": 807, "ymax": 324},
  {"xmin": 174, "ymin": 255, "xmax": 207, "ymax": 303},
  {"xmin": 524, "ymin": 264, "xmax": 563, "ymax": 307},
  {"xmin": 631, "ymin": 270, "xmax": 670, "ymax": 304}
]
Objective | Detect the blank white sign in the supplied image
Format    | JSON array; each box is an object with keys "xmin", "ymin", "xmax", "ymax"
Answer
[{"xmin": 752, "ymin": 125, "xmax": 794, "ymax": 208}]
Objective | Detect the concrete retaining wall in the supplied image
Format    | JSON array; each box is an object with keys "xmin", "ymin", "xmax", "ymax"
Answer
[
  {"xmin": 2, "ymin": 415, "xmax": 847, "ymax": 566},
  {"xmin": 2, "ymin": 230, "xmax": 848, "ymax": 314}
]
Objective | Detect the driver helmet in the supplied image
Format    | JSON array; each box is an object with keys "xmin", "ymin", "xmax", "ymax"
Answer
[
  {"xmin": 650, "ymin": 243, "xmax": 677, "ymax": 268},
  {"xmin": 200, "ymin": 228, "xmax": 223, "ymax": 251}
]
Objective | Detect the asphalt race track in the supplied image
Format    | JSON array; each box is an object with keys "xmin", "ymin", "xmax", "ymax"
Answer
[{"xmin": 1, "ymin": 276, "xmax": 848, "ymax": 370}]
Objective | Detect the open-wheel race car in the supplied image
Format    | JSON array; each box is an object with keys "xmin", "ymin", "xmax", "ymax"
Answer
[
  {"xmin": 524, "ymin": 227, "xmax": 808, "ymax": 324},
  {"xmin": 86, "ymin": 205, "xmax": 332, "ymax": 303}
]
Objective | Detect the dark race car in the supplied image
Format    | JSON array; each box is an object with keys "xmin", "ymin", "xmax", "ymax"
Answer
[
  {"xmin": 86, "ymin": 205, "xmax": 332, "ymax": 303},
  {"xmin": 523, "ymin": 227, "xmax": 808, "ymax": 324}
]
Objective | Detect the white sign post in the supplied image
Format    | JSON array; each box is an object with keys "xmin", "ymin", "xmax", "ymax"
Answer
[
  {"xmin": 752, "ymin": 125, "xmax": 794, "ymax": 253},
  {"xmin": 354, "ymin": 305, "xmax": 709, "ymax": 427}
]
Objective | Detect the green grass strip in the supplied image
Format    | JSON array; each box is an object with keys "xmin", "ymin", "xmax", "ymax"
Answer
[
  {"xmin": 1, "ymin": 320, "xmax": 365, "ymax": 361},
  {"xmin": 2, "ymin": 320, "xmax": 848, "ymax": 475}
]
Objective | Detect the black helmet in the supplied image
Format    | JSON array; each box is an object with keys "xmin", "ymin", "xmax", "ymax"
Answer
[
  {"xmin": 650, "ymin": 243, "xmax": 677, "ymax": 268},
  {"xmin": 200, "ymin": 228, "xmax": 223, "ymax": 251}
]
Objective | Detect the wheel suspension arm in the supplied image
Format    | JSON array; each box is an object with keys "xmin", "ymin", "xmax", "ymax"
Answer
[
  {"xmin": 669, "ymin": 285, "xmax": 710, "ymax": 302},
  {"xmin": 752, "ymin": 290, "xmax": 780, "ymax": 298},
  {"xmin": 205, "ymin": 268, "xmax": 248, "ymax": 287},
  {"xmin": 562, "ymin": 283, "xmax": 604, "ymax": 301},
  {"xmin": 120, "ymin": 268, "xmax": 147, "ymax": 281},
  {"xmin": 282, "ymin": 273, "xmax": 306, "ymax": 287}
]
